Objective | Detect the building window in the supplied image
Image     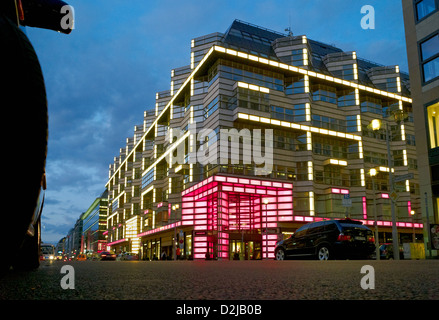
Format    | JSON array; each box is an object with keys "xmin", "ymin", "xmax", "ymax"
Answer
[
  {"xmin": 420, "ymin": 33, "xmax": 439, "ymax": 83},
  {"xmin": 415, "ymin": 0, "xmax": 438, "ymax": 21},
  {"xmin": 312, "ymin": 114, "xmax": 346, "ymax": 132},
  {"xmin": 360, "ymin": 95, "xmax": 383, "ymax": 115},
  {"xmin": 285, "ymin": 76, "xmax": 305, "ymax": 94},
  {"xmin": 291, "ymin": 49, "xmax": 306, "ymax": 66},
  {"xmin": 427, "ymin": 102, "xmax": 439, "ymax": 148},
  {"xmin": 142, "ymin": 168, "xmax": 154, "ymax": 189},
  {"xmin": 337, "ymin": 90, "xmax": 356, "ymax": 107},
  {"xmin": 271, "ymin": 104, "xmax": 306, "ymax": 122},
  {"xmin": 312, "ymin": 84, "xmax": 337, "ymax": 104},
  {"xmin": 346, "ymin": 115, "xmax": 357, "ymax": 132}
]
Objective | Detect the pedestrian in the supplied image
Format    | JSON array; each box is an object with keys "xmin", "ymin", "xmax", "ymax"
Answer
[{"xmin": 161, "ymin": 250, "xmax": 167, "ymax": 260}]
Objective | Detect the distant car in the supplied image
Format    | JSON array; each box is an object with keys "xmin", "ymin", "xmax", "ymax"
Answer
[
  {"xmin": 100, "ymin": 251, "xmax": 117, "ymax": 261},
  {"xmin": 275, "ymin": 219, "xmax": 376, "ymax": 260},
  {"xmin": 40, "ymin": 244, "xmax": 55, "ymax": 261},
  {"xmin": 76, "ymin": 254, "xmax": 87, "ymax": 261},
  {"xmin": 379, "ymin": 243, "xmax": 404, "ymax": 260},
  {"xmin": 120, "ymin": 252, "xmax": 139, "ymax": 261}
]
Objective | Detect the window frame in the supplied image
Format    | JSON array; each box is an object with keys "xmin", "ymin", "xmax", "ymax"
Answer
[
  {"xmin": 425, "ymin": 99, "xmax": 439, "ymax": 150},
  {"xmin": 414, "ymin": 0, "xmax": 439, "ymax": 23},
  {"xmin": 418, "ymin": 31, "xmax": 439, "ymax": 85}
]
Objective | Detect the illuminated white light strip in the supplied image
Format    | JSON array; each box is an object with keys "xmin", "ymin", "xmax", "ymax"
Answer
[
  {"xmin": 141, "ymin": 185, "xmax": 154, "ymax": 197},
  {"xmin": 325, "ymin": 159, "xmax": 348, "ymax": 166},
  {"xmin": 307, "ymin": 132, "xmax": 312, "ymax": 151},
  {"xmin": 303, "ymin": 48, "xmax": 308, "ymax": 66},
  {"xmin": 142, "ymin": 131, "xmax": 191, "ymax": 178},
  {"xmin": 378, "ymin": 166, "xmax": 395, "ymax": 173},
  {"xmin": 217, "ymin": 45, "xmax": 412, "ymax": 103},
  {"xmin": 169, "ymin": 177, "xmax": 172, "ymax": 194},
  {"xmin": 238, "ymin": 112, "xmax": 362, "ymax": 141},
  {"xmin": 237, "ymin": 81, "xmax": 270, "ymax": 93},
  {"xmin": 308, "ymin": 161, "xmax": 313, "ymax": 181},
  {"xmin": 304, "ymin": 75, "xmax": 309, "ymax": 93}
]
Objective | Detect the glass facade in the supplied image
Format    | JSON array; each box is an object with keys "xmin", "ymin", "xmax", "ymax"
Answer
[{"xmin": 81, "ymin": 194, "xmax": 108, "ymax": 256}]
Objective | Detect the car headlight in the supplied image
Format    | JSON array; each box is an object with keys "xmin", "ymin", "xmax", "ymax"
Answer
[{"xmin": 49, "ymin": 255, "xmax": 54, "ymax": 260}]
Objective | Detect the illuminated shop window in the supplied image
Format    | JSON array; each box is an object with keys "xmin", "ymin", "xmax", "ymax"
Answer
[{"xmin": 427, "ymin": 102, "xmax": 439, "ymax": 148}]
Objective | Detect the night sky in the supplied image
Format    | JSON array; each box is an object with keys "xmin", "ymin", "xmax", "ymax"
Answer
[{"xmin": 25, "ymin": 0, "xmax": 410, "ymax": 244}]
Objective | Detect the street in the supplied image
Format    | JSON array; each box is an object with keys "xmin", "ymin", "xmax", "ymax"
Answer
[{"xmin": 0, "ymin": 259, "xmax": 437, "ymax": 300}]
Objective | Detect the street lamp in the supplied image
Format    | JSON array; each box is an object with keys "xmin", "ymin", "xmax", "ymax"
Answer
[
  {"xmin": 368, "ymin": 118, "xmax": 400, "ymax": 260},
  {"xmin": 263, "ymin": 198, "xmax": 269, "ymax": 260},
  {"xmin": 410, "ymin": 209, "xmax": 416, "ymax": 243},
  {"xmin": 171, "ymin": 204, "xmax": 179, "ymax": 261},
  {"xmin": 369, "ymin": 168, "xmax": 380, "ymax": 260}
]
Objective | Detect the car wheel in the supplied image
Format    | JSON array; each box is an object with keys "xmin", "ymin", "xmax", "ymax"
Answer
[
  {"xmin": 317, "ymin": 245, "xmax": 330, "ymax": 260},
  {"xmin": 12, "ymin": 217, "xmax": 41, "ymax": 271},
  {"xmin": 275, "ymin": 248, "xmax": 286, "ymax": 260}
]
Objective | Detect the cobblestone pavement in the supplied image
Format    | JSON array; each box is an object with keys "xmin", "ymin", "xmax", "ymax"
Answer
[{"xmin": 0, "ymin": 259, "xmax": 438, "ymax": 300}]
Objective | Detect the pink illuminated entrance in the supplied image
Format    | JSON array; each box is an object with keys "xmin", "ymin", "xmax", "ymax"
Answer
[{"xmin": 181, "ymin": 175, "xmax": 293, "ymax": 260}]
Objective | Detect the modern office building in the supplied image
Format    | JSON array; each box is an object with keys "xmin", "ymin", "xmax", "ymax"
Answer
[
  {"xmin": 81, "ymin": 190, "xmax": 108, "ymax": 256},
  {"xmin": 55, "ymin": 237, "xmax": 66, "ymax": 256},
  {"xmin": 402, "ymin": 0, "xmax": 439, "ymax": 258},
  {"xmin": 64, "ymin": 218, "xmax": 82, "ymax": 258},
  {"xmin": 106, "ymin": 20, "xmax": 423, "ymax": 260}
]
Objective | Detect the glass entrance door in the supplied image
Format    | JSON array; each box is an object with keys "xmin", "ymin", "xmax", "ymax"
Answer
[{"xmin": 229, "ymin": 239, "xmax": 262, "ymax": 260}]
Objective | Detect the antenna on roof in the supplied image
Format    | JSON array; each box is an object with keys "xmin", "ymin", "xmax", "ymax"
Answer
[{"xmin": 285, "ymin": 13, "xmax": 293, "ymax": 36}]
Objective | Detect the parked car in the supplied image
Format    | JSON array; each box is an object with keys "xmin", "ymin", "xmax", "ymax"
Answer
[
  {"xmin": 120, "ymin": 252, "xmax": 139, "ymax": 261},
  {"xmin": 76, "ymin": 254, "xmax": 87, "ymax": 261},
  {"xmin": 100, "ymin": 251, "xmax": 117, "ymax": 261},
  {"xmin": 379, "ymin": 243, "xmax": 404, "ymax": 260},
  {"xmin": 0, "ymin": 0, "xmax": 73, "ymax": 276},
  {"xmin": 274, "ymin": 219, "xmax": 376, "ymax": 260}
]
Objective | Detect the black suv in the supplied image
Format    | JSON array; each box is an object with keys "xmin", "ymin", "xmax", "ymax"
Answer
[{"xmin": 274, "ymin": 219, "xmax": 375, "ymax": 260}]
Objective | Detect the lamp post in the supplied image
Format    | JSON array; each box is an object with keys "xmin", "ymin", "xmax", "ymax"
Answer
[
  {"xmin": 369, "ymin": 118, "xmax": 400, "ymax": 260},
  {"xmin": 171, "ymin": 204, "xmax": 179, "ymax": 261},
  {"xmin": 263, "ymin": 198, "xmax": 269, "ymax": 260},
  {"xmin": 425, "ymin": 192, "xmax": 432, "ymax": 258},
  {"xmin": 369, "ymin": 168, "xmax": 380, "ymax": 260},
  {"xmin": 410, "ymin": 210, "xmax": 416, "ymax": 243}
]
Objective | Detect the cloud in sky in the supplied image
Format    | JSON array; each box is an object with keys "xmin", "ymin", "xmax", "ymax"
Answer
[{"xmin": 25, "ymin": 0, "xmax": 409, "ymax": 244}]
